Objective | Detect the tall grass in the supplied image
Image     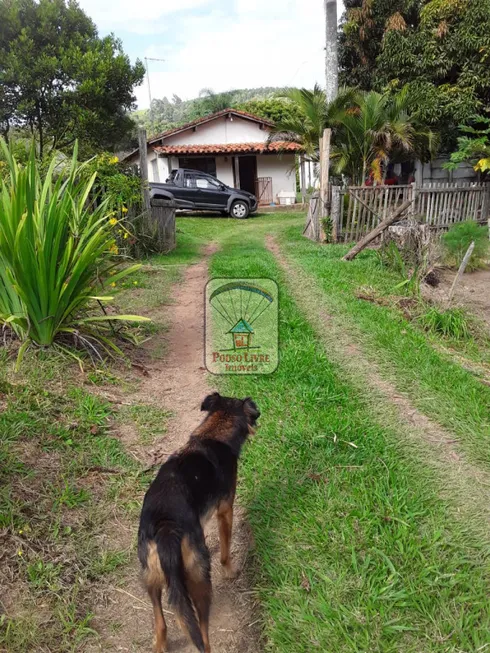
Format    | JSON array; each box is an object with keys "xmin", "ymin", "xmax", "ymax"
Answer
[
  {"xmin": 443, "ymin": 220, "xmax": 489, "ymax": 271},
  {"xmin": 0, "ymin": 140, "xmax": 148, "ymax": 361}
]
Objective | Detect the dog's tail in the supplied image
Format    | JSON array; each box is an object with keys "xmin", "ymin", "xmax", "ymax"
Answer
[{"xmin": 155, "ymin": 527, "xmax": 205, "ymax": 653}]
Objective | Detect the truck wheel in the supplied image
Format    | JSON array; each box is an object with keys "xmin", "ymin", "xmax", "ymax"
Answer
[{"xmin": 230, "ymin": 200, "xmax": 249, "ymax": 219}]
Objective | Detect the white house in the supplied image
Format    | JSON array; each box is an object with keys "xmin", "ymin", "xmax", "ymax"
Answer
[{"xmin": 125, "ymin": 109, "xmax": 304, "ymax": 205}]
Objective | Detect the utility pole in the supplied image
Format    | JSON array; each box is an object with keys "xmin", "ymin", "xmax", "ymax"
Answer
[
  {"xmin": 144, "ymin": 57, "xmax": 165, "ymax": 133},
  {"xmin": 319, "ymin": 0, "xmax": 339, "ymax": 238},
  {"xmin": 324, "ymin": 0, "xmax": 338, "ymax": 104}
]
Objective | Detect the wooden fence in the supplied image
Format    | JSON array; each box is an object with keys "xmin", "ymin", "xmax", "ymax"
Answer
[
  {"xmin": 148, "ymin": 199, "xmax": 176, "ymax": 252},
  {"xmin": 126, "ymin": 200, "xmax": 176, "ymax": 256},
  {"xmin": 335, "ymin": 182, "xmax": 490, "ymax": 243}
]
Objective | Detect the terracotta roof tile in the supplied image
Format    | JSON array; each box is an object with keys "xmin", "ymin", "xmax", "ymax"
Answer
[{"xmin": 153, "ymin": 141, "xmax": 302, "ymax": 155}]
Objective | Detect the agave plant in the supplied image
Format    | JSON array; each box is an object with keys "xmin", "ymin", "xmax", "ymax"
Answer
[{"xmin": 0, "ymin": 140, "xmax": 149, "ymax": 364}]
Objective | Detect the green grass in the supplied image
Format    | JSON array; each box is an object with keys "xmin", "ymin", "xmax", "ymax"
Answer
[
  {"xmin": 120, "ymin": 403, "xmax": 171, "ymax": 444},
  {"xmin": 203, "ymin": 231, "xmax": 490, "ymax": 652},
  {"xmin": 0, "ymin": 362, "xmax": 152, "ymax": 651},
  {"xmin": 3, "ymin": 210, "xmax": 489, "ymax": 653},
  {"xmin": 276, "ymin": 227, "xmax": 490, "ymax": 469}
]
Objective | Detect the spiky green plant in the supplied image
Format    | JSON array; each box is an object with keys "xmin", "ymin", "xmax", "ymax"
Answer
[{"xmin": 0, "ymin": 140, "xmax": 149, "ymax": 363}]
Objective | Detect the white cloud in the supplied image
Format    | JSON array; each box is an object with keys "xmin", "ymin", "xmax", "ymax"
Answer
[
  {"xmin": 78, "ymin": 0, "xmax": 213, "ymax": 33},
  {"xmin": 78, "ymin": 0, "xmax": 345, "ymax": 106},
  {"xmin": 135, "ymin": 0, "xmax": 331, "ymax": 107}
]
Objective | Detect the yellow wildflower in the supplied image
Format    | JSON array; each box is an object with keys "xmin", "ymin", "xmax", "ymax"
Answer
[
  {"xmin": 17, "ymin": 550, "xmax": 23, "ymax": 556},
  {"xmin": 121, "ymin": 206, "xmax": 128, "ymax": 214},
  {"xmin": 109, "ymin": 217, "xmax": 118, "ymax": 226},
  {"xmin": 111, "ymin": 282, "xmax": 116, "ymax": 288},
  {"xmin": 109, "ymin": 156, "xmax": 119, "ymax": 164},
  {"xmin": 18, "ymin": 529, "xmax": 23, "ymax": 535},
  {"xmin": 123, "ymin": 232, "xmax": 129, "ymax": 239},
  {"xmin": 109, "ymin": 243, "xmax": 119, "ymax": 255},
  {"xmin": 133, "ymin": 281, "xmax": 138, "ymax": 286}
]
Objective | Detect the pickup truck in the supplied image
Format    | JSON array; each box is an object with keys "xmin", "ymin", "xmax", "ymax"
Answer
[{"xmin": 149, "ymin": 168, "xmax": 257, "ymax": 219}]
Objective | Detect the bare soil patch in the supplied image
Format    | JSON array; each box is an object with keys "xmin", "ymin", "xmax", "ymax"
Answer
[
  {"xmin": 88, "ymin": 246, "xmax": 256, "ymax": 653},
  {"xmin": 423, "ymin": 267, "xmax": 490, "ymax": 331}
]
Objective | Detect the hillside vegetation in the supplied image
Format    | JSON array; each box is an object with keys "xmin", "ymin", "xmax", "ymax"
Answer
[{"xmin": 133, "ymin": 87, "xmax": 296, "ymax": 137}]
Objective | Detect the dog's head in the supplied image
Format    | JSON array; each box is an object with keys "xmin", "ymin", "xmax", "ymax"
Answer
[{"xmin": 201, "ymin": 392, "xmax": 260, "ymax": 432}]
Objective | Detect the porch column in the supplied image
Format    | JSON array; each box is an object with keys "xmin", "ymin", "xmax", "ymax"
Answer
[{"xmin": 234, "ymin": 156, "xmax": 241, "ymax": 189}]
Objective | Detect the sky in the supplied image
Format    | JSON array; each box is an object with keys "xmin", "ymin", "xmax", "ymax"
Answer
[{"xmin": 77, "ymin": 0, "xmax": 345, "ymax": 109}]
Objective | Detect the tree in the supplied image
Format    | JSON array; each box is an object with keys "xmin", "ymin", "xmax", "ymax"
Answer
[
  {"xmin": 339, "ymin": 0, "xmax": 490, "ymax": 147},
  {"xmin": 444, "ymin": 118, "xmax": 490, "ymax": 178},
  {"xmin": 339, "ymin": 1, "xmax": 421, "ymax": 90},
  {"xmin": 0, "ymin": 0, "xmax": 145, "ymax": 157},
  {"xmin": 188, "ymin": 88, "xmax": 240, "ymax": 120},
  {"xmin": 235, "ymin": 98, "xmax": 303, "ymax": 125},
  {"xmin": 269, "ymin": 85, "xmax": 435, "ymax": 183},
  {"xmin": 269, "ymin": 85, "xmax": 359, "ymax": 159},
  {"xmin": 329, "ymin": 88, "xmax": 436, "ymax": 185}
]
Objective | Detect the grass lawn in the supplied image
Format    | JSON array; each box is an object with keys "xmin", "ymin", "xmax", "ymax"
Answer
[
  {"xmin": 276, "ymin": 226, "xmax": 490, "ymax": 470},
  {"xmin": 0, "ymin": 268, "xmax": 175, "ymax": 652},
  {"xmin": 2, "ymin": 211, "xmax": 490, "ymax": 652},
  {"xmin": 200, "ymin": 223, "xmax": 490, "ymax": 653}
]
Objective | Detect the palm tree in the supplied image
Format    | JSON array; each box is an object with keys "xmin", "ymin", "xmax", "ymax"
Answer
[
  {"xmin": 270, "ymin": 85, "xmax": 436, "ymax": 184},
  {"xmin": 269, "ymin": 85, "xmax": 359, "ymax": 159},
  {"xmin": 195, "ymin": 88, "xmax": 238, "ymax": 116},
  {"xmin": 330, "ymin": 87, "xmax": 437, "ymax": 185}
]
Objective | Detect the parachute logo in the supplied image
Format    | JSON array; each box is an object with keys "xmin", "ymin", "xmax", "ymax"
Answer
[
  {"xmin": 205, "ymin": 277, "xmax": 279, "ymax": 375},
  {"xmin": 209, "ymin": 282, "xmax": 274, "ymax": 351}
]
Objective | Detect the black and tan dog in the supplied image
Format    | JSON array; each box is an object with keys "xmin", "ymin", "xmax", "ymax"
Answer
[{"xmin": 138, "ymin": 392, "xmax": 260, "ymax": 653}]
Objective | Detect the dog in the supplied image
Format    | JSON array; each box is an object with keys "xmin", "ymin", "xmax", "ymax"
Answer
[{"xmin": 138, "ymin": 392, "xmax": 260, "ymax": 653}]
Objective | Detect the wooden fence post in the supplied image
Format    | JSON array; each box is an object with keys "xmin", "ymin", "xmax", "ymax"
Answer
[
  {"xmin": 320, "ymin": 128, "xmax": 331, "ymax": 218},
  {"xmin": 149, "ymin": 199, "xmax": 176, "ymax": 253},
  {"xmin": 448, "ymin": 241, "xmax": 475, "ymax": 304},
  {"xmin": 331, "ymin": 185, "xmax": 341, "ymax": 242},
  {"xmin": 410, "ymin": 182, "xmax": 418, "ymax": 220},
  {"xmin": 138, "ymin": 128, "xmax": 151, "ymax": 212}
]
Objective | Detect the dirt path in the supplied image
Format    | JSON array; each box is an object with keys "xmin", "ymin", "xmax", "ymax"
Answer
[
  {"xmin": 266, "ymin": 235, "xmax": 490, "ymax": 531},
  {"xmin": 88, "ymin": 247, "xmax": 256, "ymax": 653}
]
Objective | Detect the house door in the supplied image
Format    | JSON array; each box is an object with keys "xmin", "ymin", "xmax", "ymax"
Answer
[{"xmin": 238, "ymin": 156, "xmax": 257, "ymax": 195}]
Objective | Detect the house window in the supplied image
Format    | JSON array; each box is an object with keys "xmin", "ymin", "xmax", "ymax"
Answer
[
  {"xmin": 151, "ymin": 158, "xmax": 160, "ymax": 182},
  {"xmin": 179, "ymin": 157, "xmax": 217, "ymax": 177}
]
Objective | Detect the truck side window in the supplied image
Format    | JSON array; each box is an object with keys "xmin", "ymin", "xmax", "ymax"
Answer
[
  {"xmin": 195, "ymin": 175, "xmax": 220, "ymax": 189},
  {"xmin": 184, "ymin": 173, "xmax": 196, "ymax": 188}
]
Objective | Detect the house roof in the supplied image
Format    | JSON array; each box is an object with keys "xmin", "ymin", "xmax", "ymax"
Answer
[
  {"xmin": 148, "ymin": 108, "xmax": 275, "ymax": 144},
  {"xmin": 153, "ymin": 141, "xmax": 302, "ymax": 156},
  {"xmin": 122, "ymin": 108, "xmax": 279, "ymax": 162},
  {"xmin": 228, "ymin": 319, "xmax": 254, "ymax": 334}
]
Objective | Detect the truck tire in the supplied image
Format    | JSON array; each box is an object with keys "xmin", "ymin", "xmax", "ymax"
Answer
[{"xmin": 230, "ymin": 200, "xmax": 249, "ymax": 219}]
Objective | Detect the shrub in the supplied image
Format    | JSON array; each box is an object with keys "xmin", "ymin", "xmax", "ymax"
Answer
[
  {"xmin": 442, "ymin": 221, "xmax": 489, "ymax": 271},
  {"xmin": 0, "ymin": 140, "xmax": 149, "ymax": 363},
  {"xmin": 418, "ymin": 306, "xmax": 471, "ymax": 340}
]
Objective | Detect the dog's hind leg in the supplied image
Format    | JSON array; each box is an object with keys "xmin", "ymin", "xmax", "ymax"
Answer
[
  {"xmin": 183, "ymin": 536, "xmax": 212, "ymax": 653},
  {"xmin": 144, "ymin": 541, "xmax": 167, "ymax": 652},
  {"xmin": 187, "ymin": 573, "xmax": 212, "ymax": 653},
  {"xmin": 149, "ymin": 586, "xmax": 167, "ymax": 653},
  {"xmin": 217, "ymin": 499, "xmax": 236, "ymax": 578}
]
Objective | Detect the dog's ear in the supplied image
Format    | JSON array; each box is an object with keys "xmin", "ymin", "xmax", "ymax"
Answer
[
  {"xmin": 201, "ymin": 392, "xmax": 222, "ymax": 412},
  {"xmin": 243, "ymin": 397, "xmax": 260, "ymax": 424}
]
